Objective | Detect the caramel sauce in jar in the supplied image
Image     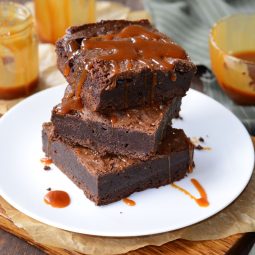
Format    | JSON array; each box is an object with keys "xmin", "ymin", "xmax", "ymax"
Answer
[
  {"xmin": 209, "ymin": 14, "xmax": 255, "ymax": 105},
  {"xmin": 233, "ymin": 51, "xmax": 255, "ymax": 62},
  {"xmin": 0, "ymin": 2, "xmax": 39, "ymax": 99},
  {"xmin": 34, "ymin": 0, "xmax": 95, "ymax": 44}
]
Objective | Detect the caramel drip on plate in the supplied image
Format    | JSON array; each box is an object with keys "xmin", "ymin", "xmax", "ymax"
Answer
[
  {"xmin": 44, "ymin": 190, "xmax": 71, "ymax": 208},
  {"xmin": 123, "ymin": 198, "xmax": 136, "ymax": 206},
  {"xmin": 190, "ymin": 179, "xmax": 209, "ymax": 207},
  {"xmin": 171, "ymin": 178, "xmax": 209, "ymax": 207},
  {"xmin": 40, "ymin": 157, "xmax": 52, "ymax": 165}
]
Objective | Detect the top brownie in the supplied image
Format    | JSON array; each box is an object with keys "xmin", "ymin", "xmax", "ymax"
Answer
[{"xmin": 56, "ymin": 19, "xmax": 196, "ymax": 113}]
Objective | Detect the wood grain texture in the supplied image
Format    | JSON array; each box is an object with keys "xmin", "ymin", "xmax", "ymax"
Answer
[
  {"xmin": 0, "ymin": 229, "xmax": 45, "ymax": 255},
  {"xmin": 0, "ymin": 202, "xmax": 245, "ymax": 255}
]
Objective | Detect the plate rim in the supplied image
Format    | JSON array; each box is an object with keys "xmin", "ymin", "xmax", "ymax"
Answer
[{"xmin": 0, "ymin": 85, "xmax": 254, "ymax": 237}]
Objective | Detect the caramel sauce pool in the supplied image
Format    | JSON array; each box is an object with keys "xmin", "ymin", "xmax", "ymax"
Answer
[
  {"xmin": 0, "ymin": 77, "xmax": 38, "ymax": 100},
  {"xmin": 44, "ymin": 190, "xmax": 71, "ymax": 208},
  {"xmin": 233, "ymin": 50, "xmax": 255, "ymax": 62},
  {"xmin": 123, "ymin": 198, "xmax": 136, "ymax": 206},
  {"xmin": 171, "ymin": 178, "xmax": 209, "ymax": 207}
]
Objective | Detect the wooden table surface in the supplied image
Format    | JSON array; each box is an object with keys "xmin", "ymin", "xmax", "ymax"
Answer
[{"xmin": 1, "ymin": 1, "xmax": 255, "ymax": 254}]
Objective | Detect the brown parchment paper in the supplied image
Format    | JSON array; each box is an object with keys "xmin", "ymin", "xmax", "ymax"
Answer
[{"xmin": 0, "ymin": 2, "xmax": 254, "ymax": 255}]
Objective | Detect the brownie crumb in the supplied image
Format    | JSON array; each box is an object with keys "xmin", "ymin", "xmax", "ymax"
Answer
[
  {"xmin": 177, "ymin": 115, "xmax": 183, "ymax": 120},
  {"xmin": 46, "ymin": 187, "xmax": 51, "ymax": 191},
  {"xmin": 44, "ymin": 165, "xmax": 51, "ymax": 171},
  {"xmin": 195, "ymin": 145, "xmax": 203, "ymax": 150},
  {"xmin": 195, "ymin": 145, "xmax": 211, "ymax": 151},
  {"xmin": 199, "ymin": 137, "xmax": 204, "ymax": 143}
]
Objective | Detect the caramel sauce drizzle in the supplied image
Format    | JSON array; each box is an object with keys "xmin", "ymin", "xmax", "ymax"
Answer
[
  {"xmin": 64, "ymin": 64, "xmax": 71, "ymax": 77},
  {"xmin": 171, "ymin": 178, "xmax": 209, "ymax": 207},
  {"xmin": 81, "ymin": 25, "xmax": 187, "ymax": 71},
  {"xmin": 60, "ymin": 97, "xmax": 83, "ymax": 114},
  {"xmin": 123, "ymin": 198, "xmax": 136, "ymax": 206},
  {"xmin": 59, "ymin": 69, "xmax": 85, "ymax": 114},
  {"xmin": 67, "ymin": 40, "xmax": 80, "ymax": 54},
  {"xmin": 76, "ymin": 70, "xmax": 87, "ymax": 97},
  {"xmin": 44, "ymin": 190, "xmax": 71, "ymax": 208}
]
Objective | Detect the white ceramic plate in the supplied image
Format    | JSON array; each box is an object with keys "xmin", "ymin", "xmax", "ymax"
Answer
[{"xmin": 0, "ymin": 86, "xmax": 254, "ymax": 237}]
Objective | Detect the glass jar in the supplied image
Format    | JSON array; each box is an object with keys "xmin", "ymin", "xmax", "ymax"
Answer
[
  {"xmin": 34, "ymin": 0, "xmax": 96, "ymax": 44},
  {"xmin": 0, "ymin": 2, "xmax": 39, "ymax": 100},
  {"xmin": 209, "ymin": 14, "xmax": 255, "ymax": 104}
]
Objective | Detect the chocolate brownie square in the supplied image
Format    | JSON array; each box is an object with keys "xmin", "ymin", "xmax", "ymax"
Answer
[
  {"xmin": 42, "ymin": 122, "xmax": 194, "ymax": 205},
  {"xmin": 51, "ymin": 94, "xmax": 182, "ymax": 159},
  {"xmin": 56, "ymin": 19, "xmax": 196, "ymax": 113}
]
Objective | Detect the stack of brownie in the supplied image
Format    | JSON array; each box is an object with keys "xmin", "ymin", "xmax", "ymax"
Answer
[{"xmin": 42, "ymin": 20, "xmax": 197, "ymax": 205}]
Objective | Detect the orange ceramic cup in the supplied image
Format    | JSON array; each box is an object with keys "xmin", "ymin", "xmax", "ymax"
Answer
[{"xmin": 209, "ymin": 14, "xmax": 255, "ymax": 105}]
